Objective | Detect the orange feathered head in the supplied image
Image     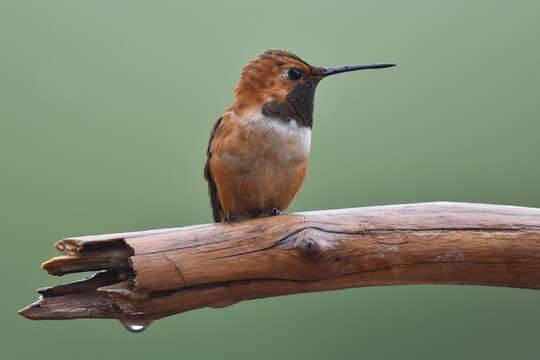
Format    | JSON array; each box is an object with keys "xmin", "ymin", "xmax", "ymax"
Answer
[
  {"xmin": 233, "ymin": 50, "xmax": 323, "ymax": 108},
  {"xmin": 230, "ymin": 49, "xmax": 396, "ymax": 127}
]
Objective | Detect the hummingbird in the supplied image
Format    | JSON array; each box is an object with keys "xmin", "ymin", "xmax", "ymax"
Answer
[{"xmin": 204, "ymin": 50, "xmax": 395, "ymax": 222}]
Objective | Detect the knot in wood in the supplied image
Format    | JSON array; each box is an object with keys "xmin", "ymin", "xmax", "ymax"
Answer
[{"xmin": 299, "ymin": 237, "xmax": 321, "ymax": 259}]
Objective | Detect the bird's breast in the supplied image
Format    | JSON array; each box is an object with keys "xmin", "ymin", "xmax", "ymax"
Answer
[
  {"xmin": 235, "ymin": 111, "xmax": 311, "ymax": 163},
  {"xmin": 210, "ymin": 111, "xmax": 311, "ymax": 216}
]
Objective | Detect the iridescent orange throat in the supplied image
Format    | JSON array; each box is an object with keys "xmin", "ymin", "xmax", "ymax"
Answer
[{"xmin": 260, "ymin": 77, "xmax": 321, "ymax": 128}]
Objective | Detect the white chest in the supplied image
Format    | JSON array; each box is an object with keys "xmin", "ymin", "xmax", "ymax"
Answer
[{"xmin": 238, "ymin": 111, "xmax": 312, "ymax": 161}]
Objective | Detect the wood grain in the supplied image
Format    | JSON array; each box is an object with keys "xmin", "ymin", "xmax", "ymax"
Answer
[{"xmin": 19, "ymin": 202, "xmax": 540, "ymax": 324}]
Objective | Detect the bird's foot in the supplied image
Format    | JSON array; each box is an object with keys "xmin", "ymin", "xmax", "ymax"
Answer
[
  {"xmin": 260, "ymin": 208, "xmax": 282, "ymax": 217},
  {"xmin": 223, "ymin": 214, "xmax": 240, "ymax": 223}
]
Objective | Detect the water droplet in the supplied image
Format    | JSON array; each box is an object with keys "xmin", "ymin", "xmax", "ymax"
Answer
[{"xmin": 119, "ymin": 319, "xmax": 153, "ymax": 333}]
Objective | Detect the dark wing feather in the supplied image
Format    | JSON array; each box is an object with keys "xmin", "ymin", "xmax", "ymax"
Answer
[{"xmin": 204, "ymin": 117, "xmax": 223, "ymax": 222}]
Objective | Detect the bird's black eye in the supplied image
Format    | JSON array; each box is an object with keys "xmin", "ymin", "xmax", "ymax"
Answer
[{"xmin": 287, "ymin": 68, "xmax": 303, "ymax": 80}]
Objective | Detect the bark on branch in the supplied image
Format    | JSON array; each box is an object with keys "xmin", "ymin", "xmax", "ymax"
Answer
[{"xmin": 19, "ymin": 202, "xmax": 540, "ymax": 327}]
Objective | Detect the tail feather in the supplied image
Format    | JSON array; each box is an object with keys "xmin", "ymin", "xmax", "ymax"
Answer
[{"xmin": 204, "ymin": 161, "xmax": 222, "ymax": 223}]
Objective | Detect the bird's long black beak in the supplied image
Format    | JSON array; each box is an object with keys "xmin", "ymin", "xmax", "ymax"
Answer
[{"xmin": 321, "ymin": 63, "xmax": 396, "ymax": 77}]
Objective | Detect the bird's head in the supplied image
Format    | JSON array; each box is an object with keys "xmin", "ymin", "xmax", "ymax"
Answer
[{"xmin": 231, "ymin": 49, "xmax": 395, "ymax": 127}]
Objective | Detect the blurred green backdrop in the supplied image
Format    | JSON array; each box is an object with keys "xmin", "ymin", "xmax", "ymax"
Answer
[{"xmin": 1, "ymin": 0, "xmax": 539, "ymax": 359}]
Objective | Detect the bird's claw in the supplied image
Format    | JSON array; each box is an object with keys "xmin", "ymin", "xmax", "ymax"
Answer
[
  {"xmin": 259, "ymin": 208, "xmax": 282, "ymax": 217},
  {"xmin": 269, "ymin": 208, "xmax": 282, "ymax": 216},
  {"xmin": 223, "ymin": 215, "xmax": 240, "ymax": 223}
]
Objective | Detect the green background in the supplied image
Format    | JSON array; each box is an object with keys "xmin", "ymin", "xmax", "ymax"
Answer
[{"xmin": 2, "ymin": 0, "xmax": 539, "ymax": 359}]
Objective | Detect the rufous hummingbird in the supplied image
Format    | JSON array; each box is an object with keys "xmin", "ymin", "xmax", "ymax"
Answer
[{"xmin": 205, "ymin": 50, "xmax": 395, "ymax": 222}]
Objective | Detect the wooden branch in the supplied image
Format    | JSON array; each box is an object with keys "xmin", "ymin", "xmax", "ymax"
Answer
[{"xmin": 19, "ymin": 202, "xmax": 540, "ymax": 328}]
